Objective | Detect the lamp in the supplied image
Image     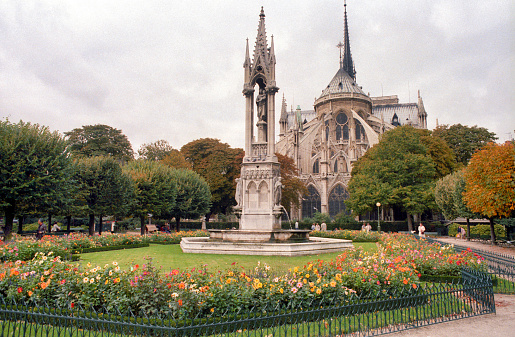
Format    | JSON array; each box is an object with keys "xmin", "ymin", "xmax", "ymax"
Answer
[{"xmin": 376, "ymin": 202, "xmax": 381, "ymax": 233}]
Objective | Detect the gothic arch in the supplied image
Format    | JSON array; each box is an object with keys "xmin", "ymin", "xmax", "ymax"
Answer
[
  {"xmin": 302, "ymin": 184, "xmax": 321, "ymax": 219},
  {"xmin": 258, "ymin": 181, "xmax": 268, "ymax": 209},
  {"xmin": 328, "ymin": 184, "xmax": 350, "ymax": 218},
  {"xmin": 247, "ymin": 181, "xmax": 258, "ymax": 209}
]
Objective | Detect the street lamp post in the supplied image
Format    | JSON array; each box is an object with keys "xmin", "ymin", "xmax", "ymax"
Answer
[{"xmin": 376, "ymin": 202, "xmax": 381, "ymax": 233}]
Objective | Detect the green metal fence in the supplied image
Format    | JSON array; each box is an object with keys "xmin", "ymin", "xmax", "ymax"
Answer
[
  {"xmin": 425, "ymin": 236, "xmax": 515, "ymax": 294},
  {"xmin": 0, "ymin": 268, "xmax": 494, "ymax": 337}
]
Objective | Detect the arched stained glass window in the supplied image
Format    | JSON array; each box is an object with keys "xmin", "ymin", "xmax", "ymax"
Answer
[
  {"xmin": 328, "ymin": 184, "xmax": 350, "ymax": 218},
  {"xmin": 336, "ymin": 125, "xmax": 342, "ymax": 140},
  {"xmin": 342, "ymin": 124, "xmax": 349, "ymax": 140},
  {"xmin": 355, "ymin": 120, "xmax": 365, "ymax": 141},
  {"xmin": 313, "ymin": 158, "xmax": 319, "ymax": 174},
  {"xmin": 302, "ymin": 185, "xmax": 321, "ymax": 219}
]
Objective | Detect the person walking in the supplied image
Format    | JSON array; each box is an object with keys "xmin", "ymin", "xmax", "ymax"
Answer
[
  {"xmin": 36, "ymin": 219, "xmax": 46, "ymax": 240},
  {"xmin": 418, "ymin": 223, "xmax": 426, "ymax": 237}
]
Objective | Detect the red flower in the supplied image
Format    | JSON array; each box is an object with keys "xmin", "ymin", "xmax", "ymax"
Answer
[
  {"xmin": 70, "ymin": 303, "xmax": 75, "ymax": 309},
  {"xmin": 178, "ymin": 299, "xmax": 183, "ymax": 306},
  {"xmin": 17, "ymin": 287, "xmax": 22, "ymax": 293}
]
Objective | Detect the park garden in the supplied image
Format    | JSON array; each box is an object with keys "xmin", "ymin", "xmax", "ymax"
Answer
[{"xmin": 0, "ymin": 231, "xmax": 486, "ymax": 321}]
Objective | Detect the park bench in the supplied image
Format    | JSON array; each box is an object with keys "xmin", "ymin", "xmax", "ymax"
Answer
[{"xmin": 145, "ymin": 224, "xmax": 158, "ymax": 233}]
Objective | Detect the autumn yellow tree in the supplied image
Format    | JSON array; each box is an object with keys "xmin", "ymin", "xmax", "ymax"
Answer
[{"xmin": 463, "ymin": 142, "xmax": 515, "ymax": 244}]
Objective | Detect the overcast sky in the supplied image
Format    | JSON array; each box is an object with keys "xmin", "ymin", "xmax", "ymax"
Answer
[{"xmin": 1, "ymin": 0, "xmax": 513, "ymax": 153}]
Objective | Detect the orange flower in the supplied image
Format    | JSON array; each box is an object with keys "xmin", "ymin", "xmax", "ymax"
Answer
[
  {"xmin": 412, "ymin": 283, "xmax": 417, "ymax": 289},
  {"xmin": 178, "ymin": 299, "xmax": 183, "ymax": 306},
  {"xmin": 403, "ymin": 279, "xmax": 408, "ymax": 285}
]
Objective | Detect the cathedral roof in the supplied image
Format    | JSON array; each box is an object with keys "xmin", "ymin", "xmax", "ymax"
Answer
[
  {"xmin": 372, "ymin": 103, "xmax": 421, "ymax": 127},
  {"xmin": 319, "ymin": 67, "xmax": 367, "ymax": 98}
]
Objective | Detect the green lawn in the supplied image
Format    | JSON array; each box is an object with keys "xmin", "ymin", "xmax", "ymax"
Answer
[{"xmin": 79, "ymin": 242, "xmax": 377, "ymax": 274}]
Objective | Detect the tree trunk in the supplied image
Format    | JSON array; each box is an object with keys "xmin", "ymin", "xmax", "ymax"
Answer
[
  {"xmin": 140, "ymin": 216, "xmax": 146, "ymax": 236},
  {"xmin": 3, "ymin": 204, "xmax": 15, "ymax": 242},
  {"xmin": 407, "ymin": 214, "xmax": 414, "ymax": 233},
  {"xmin": 47, "ymin": 213, "xmax": 52, "ymax": 233},
  {"xmin": 66, "ymin": 215, "xmax": 72, "ymax": 233},
  {"xmin": 88, "ymin": 213, "xmax": 95, "ymax": 236},
  {"xmin": 98, "ymin": 214, "xmax": 103, "ymax": 235},
  {"xmin": 466, "ymin": 218, "xmax": 471, "ymax": 241},
  {"xmin": 17, "ymin": 215, "xmax": 24, "ymax": 235},
  {"xmin": 489, "ymin": 217, "xmax": 497, "ymax": 245},
  {"xmin": 175, "ymin": 217, "xmax": 181, "ymax": 232}
]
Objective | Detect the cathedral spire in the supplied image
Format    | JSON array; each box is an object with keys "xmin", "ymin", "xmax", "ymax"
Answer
[{"xmin": 341, "ymin": 0, "xmax": 355, "ymax": 80}]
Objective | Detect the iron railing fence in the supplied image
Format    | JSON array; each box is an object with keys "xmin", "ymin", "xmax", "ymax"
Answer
[
  {"xmin": 0, "ymin": 268, "xmax": 494, "ymax": 337},
  {"xmin": 424, "ymin": 236, "xmax": 515, "ymax": 294}
]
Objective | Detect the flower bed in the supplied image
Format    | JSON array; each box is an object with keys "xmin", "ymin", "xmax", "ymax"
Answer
[
  {"xmin": 0, "ymin": 233, "xmax": 486, "ymax": 320},
  {"xmin": 0, "ymin": 231, "xmax": 208, "ymax": 262}
]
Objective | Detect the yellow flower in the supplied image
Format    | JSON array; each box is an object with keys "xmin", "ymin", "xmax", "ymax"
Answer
[
  {"xmin": 279, "ymin": 288, "xmax": 284, "ymax": 294},
  {"xmin": 330, "ymin": 281, "xmax": 337, "ymax": 287},
  {"xmin": 316, "ymin": 288, "xmax": 322, "ymax": 295},
  {"xmin": 293, "ymin": 267, "xmax": 298, "ymax": 273}
]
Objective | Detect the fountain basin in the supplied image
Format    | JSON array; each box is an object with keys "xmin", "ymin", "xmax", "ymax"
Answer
[
  {"xmin": 180, "ymin": 236, "xmax": 353, "ymax": 256},
  {"xmin": 208, "ymin": 229, "xmax": 311, "ymax": 243}
]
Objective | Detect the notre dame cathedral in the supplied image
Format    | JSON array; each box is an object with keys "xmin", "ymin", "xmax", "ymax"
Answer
[{"xmin": 274, "ymin": 3, "xmax": 428, "ymax": 220}]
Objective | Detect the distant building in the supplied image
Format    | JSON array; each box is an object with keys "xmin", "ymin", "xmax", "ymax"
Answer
[{"xmin": 276, "ymin": 3, "xmax": 427, "ymax": 219}]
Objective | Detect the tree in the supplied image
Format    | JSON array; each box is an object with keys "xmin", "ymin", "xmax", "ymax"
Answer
[
  {"xmin": 65, "ymin": 124, "xmax": 134, "ymax": 162},
  {"xmin": 161, "ymin": 149, "xmax": 192, "ymax": 169},
  {"xmin": 276, "ymin": 153, "xmax": 307, "ymax": 215},
  {"xmin": 167, "ymin": 169, "xmax": 211, "ymax": 232},
  {"xmin": 463, "ymin": 142, "xmax": 515, "ymax": 244},
  {"xmin": 138, "ymin": 140, "xmax": 175, "ymax": 161},
  {"xmin": 347, "ymin": 126, "xmax": 437, "ymax": 232},
  {"xmin": 123, "ymin": 160, "xmax": 176, "ymax": 235},
  {"xmin": 420, "ymin": 130, "xmax": 456, "ymax": 178},
  {"xmin": 435, "ymin": 170, "xmax": 478, "ymax": 239},
  {"xmin": 74, "ymin": 156, "xmax": 134, "ymax": 235},
  {"xmin": 181, "ymin": 138, "xmax": 244, "ymax": 219},
  {"xmin": 0, "ymin": 120, "xmax": 71, "ymax": 240},
  {"xmin": 432, "ymin": 124, "xmax": 497, "ymax": 166}
]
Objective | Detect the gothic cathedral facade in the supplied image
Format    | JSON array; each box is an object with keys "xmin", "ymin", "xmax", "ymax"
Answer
[{"xmin": 275, "ymin": 3, "xmax": 428, "ymax": 220}]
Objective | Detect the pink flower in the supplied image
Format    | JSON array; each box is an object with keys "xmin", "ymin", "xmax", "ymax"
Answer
[{"xmin": 291, "ymin": 287, "xmax": 298, "ymax": 293}]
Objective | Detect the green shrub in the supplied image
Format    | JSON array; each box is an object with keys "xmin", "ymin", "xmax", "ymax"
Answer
[{"xmin": 332, "ymin": 213, "xmax": 360, "ymax": 230}]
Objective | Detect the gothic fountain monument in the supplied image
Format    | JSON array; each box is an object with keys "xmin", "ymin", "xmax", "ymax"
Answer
[{"xmin": 180, "ymin": 8, "xmax": 352, "ymax": 256}]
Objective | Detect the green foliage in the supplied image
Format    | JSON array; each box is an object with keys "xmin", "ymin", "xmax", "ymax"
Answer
[
  {"xmin": 333, "ymin": 212, "xmax": 360, "ymax": 230},
  {"xmin": 73, "ymin": 157, "xmax": 134, "ymax": 235},
  {"xmin": 180, "ymin": 138, "xmax": 243, "ymax": 217},
  {"xmin": 123, "ymin": 160, "xmax": 177, "ymax": 234},
  {"xmin": 168, "ymin": 169, "xmax": 211, "ymax": 232},
  {"xmin": 312, "ymin": 212, "xmax": 331, "ymax": 225},
  {"xmin": 0, "ymin": 120, "xmax": 71, "ymax": 239},
  {"xmin": 65, "ymin": 124, "xmax": 134, "ymax": 162},
  {"xmin": 432, "ymin": 124, "xmax": 497, "ymax": 165},
  {"xmin": 137, "ymin": 139, "xmax": 175, "ymax": 161},
  {"xmin": 435, "ymin": 170, "xmax": 477, "ymax": 220},
  {"xmin": 447, "ymin": 223, "xmax": 506, "ymax": 238},
  {"xmin": 347, "ymin": 126, "xmax": 437, "ymax": 219}
]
